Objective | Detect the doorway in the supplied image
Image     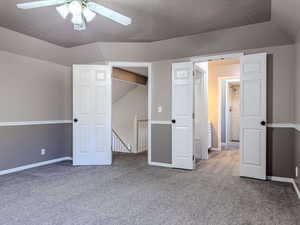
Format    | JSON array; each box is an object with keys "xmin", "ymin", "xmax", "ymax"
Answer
[
  {"xmin": 189, "ymin": 53, "xmax": 267, "ymax": 180},
  {"xmin": 219, "ymin": 77, "xmax": 240, "ymax": 151},
  {"xmin": 110, "ymin": 64, "xmax": 149, "ymax": 164}
]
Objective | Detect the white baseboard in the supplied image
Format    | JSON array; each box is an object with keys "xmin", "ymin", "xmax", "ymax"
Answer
[
  {"xmin": 149, "ymin": 161, "xmax": 173, "ymax": 168},
  {"xmin": 291, "ymin": 179, "xmax": 300, "ymax": 199},
  {"xmin": 268, "ymin": 176, "xmax": 300, "ymax": 199},
  {"xmin": 210, "ymin": 147, "xmax": 221, "ymax": 151},
  {"xmin": 0, "ymin": 157, "xmax": 72, "ymax": 176}
]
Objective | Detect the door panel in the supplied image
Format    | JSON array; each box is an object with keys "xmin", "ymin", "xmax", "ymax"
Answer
[
  {"xmin": 240, "ymin": 53, "xmax": 266, "ymax": 180},
  {"xmin": 73, "ymin": 65, "xmax": 112, "ymax": 165},
  {"xmin": 172, "ymin": 62, "xmax": 194, "ymax": 170},
  {"xmin": 229, "ymin": 84, "xmax": 240, "ymax": 141}
]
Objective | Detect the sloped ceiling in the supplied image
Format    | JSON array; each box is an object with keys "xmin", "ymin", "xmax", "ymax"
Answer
[
  {"xmin": 271, "ymin": 0, "xmax": 300, "ymax": 42},
  {"xmin": 0, "ymin": 0, "xmax": 297, "ymax": 66},
  {"xmin": 112, "ymin": 79, "xmax": 137, "ymax": 103},
  {"xmin": 0, "ymin": 0, "xmax": 270, "ymax": 47},
  {"xmin": 0, "ymin": 21, "xmax": 292, "ymax": 66}
]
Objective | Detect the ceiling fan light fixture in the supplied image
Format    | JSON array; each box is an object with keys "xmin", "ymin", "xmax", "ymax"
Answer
[
  {"xmin": 56, "ymin": 4, "xmax": 69, "ymax": 19},
  {"xmin": 71, "ymin": 14, "xmax": 83, "ymax": 25},
  {"xmin": 16, "ymin": 0, "xmax": 132, "ymax": 31},
  {"xmin": 74, "ymin": 22, "xmax": 86, "ymax": 31},
  {"xmin": 68, "ymin": 0, "xmax": 82, "ymax": 16},
  {"xmin": 83, "ymin": 7, "xmax": 96, "ymax": 23}
]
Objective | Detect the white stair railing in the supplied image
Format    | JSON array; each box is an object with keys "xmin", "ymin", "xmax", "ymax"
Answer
[
  {"xmin": 136, "ymin": 120, "xmax": 148, "ymax": 153},
  {"xmin": 112, "ymin": 129, "xmax": 131, "ymax": 153}
]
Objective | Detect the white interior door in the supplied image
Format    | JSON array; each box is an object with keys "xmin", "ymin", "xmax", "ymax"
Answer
[
  {"xmin": 194, "ymin": 65, "xmax": 208, "ymax": 160},
  {"xmin": 229, "ymin": 84, "xmax": 240, "ymax": 141},
  {"xmin": 240, "ymin": 53, "xmax": 266, "ymax": 180},
  {"xmin": 172, "ymin": 62, "xmax": 195, "ymax": 170},
  {"xmin": 73, "ymin": 65, "xmax": 112, "ymax": 165}
]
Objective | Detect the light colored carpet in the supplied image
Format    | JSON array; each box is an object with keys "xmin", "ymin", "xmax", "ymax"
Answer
[{"xmin": 0, "ymin": 151, "xmax": 299, "ymax": 225}]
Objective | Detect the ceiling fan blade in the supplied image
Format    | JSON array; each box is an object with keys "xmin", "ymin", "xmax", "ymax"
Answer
[
  {"xmin": 87, "ymin": 2, "xmax": 132, "ymax": 26},
  {"xmin": 17, "ymin": 0, "xmax": 67, "ymax": 9}
]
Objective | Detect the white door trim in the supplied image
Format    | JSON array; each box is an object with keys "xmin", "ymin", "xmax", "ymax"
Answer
[
  {"xmin": 108, "ymin": 61, "xmax": 153, "ymax": 165},
  {"xmin": 267, "ymin": 123, "xmax": 295, "ymax": 128},
  {"xmin": 151, "ymin": 120, "xmax": 172, "ymax": 125},
  {"xmin": 0, "ymin": 157, "xmax": 72, "ymax": 176},
  {"xmin": 191, "ymin": 53, "xmax": 244, "ymax": 63},
  {"xmin": 267, "ymin": 176, "xmax": 300, "ymax": 199},
  {"xmin": 0, "ymin": 120, "xmax": 72, "ymax": 126},
  {"xmin": 217, "ymin": 76, "xmax": 240, "ymax": 151}
]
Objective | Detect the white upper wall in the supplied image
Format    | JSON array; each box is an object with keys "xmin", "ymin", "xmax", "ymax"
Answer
[{"xmin": 0, "ymin": 49, "xmax": 71, "ymax": 122}]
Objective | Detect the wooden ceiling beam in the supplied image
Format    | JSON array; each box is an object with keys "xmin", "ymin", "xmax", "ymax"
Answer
[{"xmin": 112, "ymin": 67, "xmax": 147, "ymax": 85}]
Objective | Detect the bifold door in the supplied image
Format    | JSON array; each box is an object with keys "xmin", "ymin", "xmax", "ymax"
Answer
[
  {"xmin": 73, "ymin": 65, "xmax": 112, "ymax": 165},
  {"xmin": 240, "ymin": 53, "xmax": 267, "ymax": 180},
  {"xmin": 172, "ymin": 62, "xmax": 195, "ymax": 170}
]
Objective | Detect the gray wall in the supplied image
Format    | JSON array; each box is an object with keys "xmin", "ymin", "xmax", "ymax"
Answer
[
  {"xmin": 151, "ymin": 45, "xmax": 295, "ymax": 123},
  {"xmin": 267, "ymin": 128, "xmax": 295, "ymax": 178},
  {"xmin": 151, "ymin": 124, "xmax": 172, "ymax": 164},
  {"xmin": 294, "ymin": 43, "xmax": 300, "ymax": 186},
  {"xmin": 0, "ymin": 124, "xmax": 72, "ymax": 171},
  {"xmin": 0, "ymin": 50, "xmax": 72, "ymax": 122},
  {"xmin": 295, "ymin": 130, "xmax": 300, "ymax": 186},
  {"xmin": 0, "ymin": 49, "xmax": 72, "ymax": 171},
  {"xmin": 0, "ymin": 21, "xmax": 297, "ymax": 175},
  {"xmin": 150, "ymin": 44, "xmax": 297, "ymax": 178}
]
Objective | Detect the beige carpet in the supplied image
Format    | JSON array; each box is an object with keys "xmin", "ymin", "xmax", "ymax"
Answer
[{"xmin": 0, "ymin": 151, "xmax": 299, "ymax": 225}]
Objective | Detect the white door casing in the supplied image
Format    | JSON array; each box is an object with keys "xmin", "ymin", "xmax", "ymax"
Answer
[
  {"xmin": 73, "ymin": 65, "xmax": 112, "ymax": 165},
  {"xmin": 194, "ymin": 64, "xmax": 209, "ymax": 160},
  {"xmin": 240, "ymin": 53, "xmax": 267, "ymax": 180},
  {"xmin": 172, "ymin": 62, "xmax": 195, "ymax": 170}
]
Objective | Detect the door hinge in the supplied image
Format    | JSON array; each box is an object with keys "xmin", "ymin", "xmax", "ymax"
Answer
[{"xmin": 192, "ymin": 113, "xmax": 195, "ymax": 119}]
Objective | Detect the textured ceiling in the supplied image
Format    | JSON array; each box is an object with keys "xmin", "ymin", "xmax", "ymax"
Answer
[{"xmin": 0, "ymin": 0, "xmax": 271, "ymax": 47}]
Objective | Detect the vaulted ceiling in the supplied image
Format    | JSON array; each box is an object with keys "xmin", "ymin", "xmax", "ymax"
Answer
[{"xmin": 0, "ymin": 0, "xmax": 271, "ymax": 47}]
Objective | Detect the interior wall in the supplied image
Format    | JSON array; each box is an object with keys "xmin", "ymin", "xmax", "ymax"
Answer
[
  {"xmin": 207, "ymin": 61, "xmax": 240, "ymax": 148},
  {"xmin": 294, "ymin": 43, "xmax": 300, "ymax": 185},
  {"xmin": 151, "ymin": 44, "xmax": 296, "ymax": 178},
  {"xmin": 0, "ymin": 49, "xmax": 72, "ymax": 171},
  {"xmin": 0, "ymin": 50, "xmax": 71, "ymax": 122}
]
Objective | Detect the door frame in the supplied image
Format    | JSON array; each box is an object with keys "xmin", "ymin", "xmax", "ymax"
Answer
[
  {"xmin": 108, "ymin": 61, "xmax": 152, "ymax": 164},
  {"xmin": 191, "ymin": 52, "xmax": 244, "ymax": 151},
  {"xmin": 217, "ymin": 77, "xmax": 240, "ymax": 151}
]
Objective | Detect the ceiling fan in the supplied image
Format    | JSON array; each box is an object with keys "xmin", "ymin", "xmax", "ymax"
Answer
[{"xmin": 16, "ymin": 0, "xmax": 132, "ymax": 31}]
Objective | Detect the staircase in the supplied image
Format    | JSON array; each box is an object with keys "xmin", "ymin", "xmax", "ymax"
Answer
[
  {"xmin": 112, "ymin": 129, "xmax": 132, "ymax": 153},
  {"xmin": 136, "ymin": 119, "xmax": 148, "ymax": 153},
  {"xmin": 112, "ymin": 119, "xmax": 148, "ymax": 153}
]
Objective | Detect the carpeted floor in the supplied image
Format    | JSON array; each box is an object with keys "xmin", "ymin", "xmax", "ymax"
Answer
[{"xmin": 0, "ymin": 151, "xmax": 299, "ymax": 225}]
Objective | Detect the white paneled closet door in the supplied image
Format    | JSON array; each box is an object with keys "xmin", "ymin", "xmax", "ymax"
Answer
[
  {"xmin": 172, "ymin": 62, "xmax": 195, "ymax": 170},
  {"xmin": 73, "ymin": 65, "xmax": 112, "ymax": 165},
  {"xmin": 240, "ymin": 53, "xmax": 267, "ymax": 180}
]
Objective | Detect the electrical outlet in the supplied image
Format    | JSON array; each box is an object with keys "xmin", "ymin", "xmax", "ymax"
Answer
[
  {"xmin": 158, "ymin": 106, "xmax": 162, "ymax": 113},
  {"xmin": 41, "ymin": 149, "xmax": 46, "ymax": 155},
  {"xmin": 296, "ymin": 166, "xmax": 298, "ymax": 177}
]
